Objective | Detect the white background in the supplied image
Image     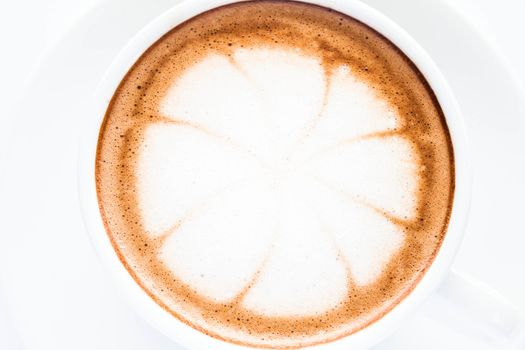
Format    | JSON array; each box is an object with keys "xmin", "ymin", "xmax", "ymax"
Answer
[{"xmin": 0, "ymin": 0, "xmax": 524, "ymax": 349}]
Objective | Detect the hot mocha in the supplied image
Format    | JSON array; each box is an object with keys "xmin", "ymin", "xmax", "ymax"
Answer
[{"xmin": 96, "ymin": 1, "xmax": 455, "ymax": 348}]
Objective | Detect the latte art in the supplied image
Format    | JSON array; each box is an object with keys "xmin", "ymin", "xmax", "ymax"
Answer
[
  {"xmin": 96, "ymin": 1, "xmax": 454, "ymax": 348},
  {"xmin": 143, "ymin": 48, "xmax": 415, "ymax": 314}
]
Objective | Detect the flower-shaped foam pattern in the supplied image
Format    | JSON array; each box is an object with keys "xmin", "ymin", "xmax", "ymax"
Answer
[{"xmin": 138, "ymin": 48, "xmax": 418, "ymax": 317}]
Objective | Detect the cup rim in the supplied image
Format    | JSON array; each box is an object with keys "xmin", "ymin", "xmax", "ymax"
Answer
[{"xmin": 78, "ymin": 0, "xmax": 472, "ymax": 349}]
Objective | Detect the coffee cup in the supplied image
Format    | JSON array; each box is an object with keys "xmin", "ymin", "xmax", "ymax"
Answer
[{"xmin": 78, "ymin": 1, "xmax": 524, "ymax": 349}]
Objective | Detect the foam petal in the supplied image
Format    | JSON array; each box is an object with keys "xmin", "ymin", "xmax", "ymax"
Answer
[
  {"xmin": 312, "ymin": 185, "xmax": 405, "ymax": 286},
  {"xmin": 138, "ymin": 123, "xmax": 263, "ymax": 236},
  {"xmin": 243, "ymin": 175, "xmax": 348, "ymax": 316},
  {"xmin": 234, "ymin": 48, "xmax": 326, "ymax": 160},
  {"xmin": 161, "ymin": 54, "xmax": 270, "ymax": 160},
  {"xmin": 160, "ymin": 179, "xmax": 277, "ymax": 303},
  {"xmin": 292, "ymin": 66, "xmax": 399, "ymax": 162},
  {"xmin": 306, "ymin": 135, "xmax": 419, "ymax": 220}
]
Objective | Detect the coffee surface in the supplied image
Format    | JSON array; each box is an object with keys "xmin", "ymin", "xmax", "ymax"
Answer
[{"xmin": 96, "ymin": 1, "xmax": 454, "ymax": 348}]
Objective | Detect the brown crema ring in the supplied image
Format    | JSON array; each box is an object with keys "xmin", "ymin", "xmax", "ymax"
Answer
[{"xmin": 95, "ymin": 1, "xmax": 454, "ymax": 348}]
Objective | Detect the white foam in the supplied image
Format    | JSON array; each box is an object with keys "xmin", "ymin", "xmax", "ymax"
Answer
[
  {"xmin": 138, "ymin": 47, "xmax": 419, "ymax": 316},
  {"xmin": 161, "ymin": 54, "xmax": 272, "ymax": 162},
  {"xmin": 292, "ymin": 66, "xmax": 400, "ymax": 163},
  {"xmin": 305, "ymin": 136, "xmax": 419, "ymax": 220},
  {"xmin": 160, "ymin": 179, "xmax": 277, "ymax": 302},
  {"xmin": 138, "ymin": 123, "xmax": 263, "ymax": 236},
  {"xmin": 242, "ymin": 175, "xmax": 348, "ymax": 316},
  {"xmin": 233, "ymin": 48, "xmax": 325, "ymax": 160},
  {"xmin": 161, "ymin": 49, "xmax": 325, "ymax": 163},
  {"xmin": 312, "ymin": 183, "xmax": 404, "ymax": 286}
]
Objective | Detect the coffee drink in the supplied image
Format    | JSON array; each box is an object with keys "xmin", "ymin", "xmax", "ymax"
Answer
[{"xmin": 96, "ymin": 1, "xmax": 454, "ymax": 347}]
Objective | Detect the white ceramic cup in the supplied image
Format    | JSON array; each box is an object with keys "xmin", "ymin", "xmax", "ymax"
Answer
[{"xmin": 78, "ymin": 0, "xmax": 524, "ymax": 349}]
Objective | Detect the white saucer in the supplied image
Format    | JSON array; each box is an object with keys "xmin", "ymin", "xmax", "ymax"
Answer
[{"xmin": 0, "ymin": 0, "xmax": 523, "ymax": 349}]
